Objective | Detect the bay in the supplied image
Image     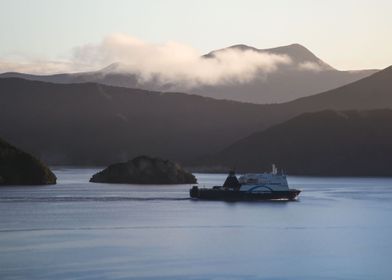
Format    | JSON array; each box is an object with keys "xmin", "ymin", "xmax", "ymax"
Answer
[{"xmin": 0, "ymin": 168, "xmax": 392, "ymax": 279}]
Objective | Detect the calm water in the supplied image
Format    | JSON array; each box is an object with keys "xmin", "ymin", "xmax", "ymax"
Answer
[{"xmin": 1, "ymin": 168, "xmax": 392, "ymax": 280}]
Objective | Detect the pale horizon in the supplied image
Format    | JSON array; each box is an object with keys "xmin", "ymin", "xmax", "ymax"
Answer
[{"xmin": 0, "ymin": 0, "xmax": 391, "ymax": 74}]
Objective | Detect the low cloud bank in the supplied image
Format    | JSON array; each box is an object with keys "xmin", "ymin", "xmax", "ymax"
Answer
[
  {"xmin": 71, "ymin": 33, "xmax": 292, "ymax": 87},
  {"xmin": 0, "ymin": 60, "xmax": 92, "ymax": 75},
  {"xmin": 0, "ymin": 34, "xmax": 325, "ymax": 87}
]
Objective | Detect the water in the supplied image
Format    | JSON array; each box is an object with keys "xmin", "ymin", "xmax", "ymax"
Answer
[{"xmin": 1, "ymin": 168, "xmax": 392, "ymax": 280}]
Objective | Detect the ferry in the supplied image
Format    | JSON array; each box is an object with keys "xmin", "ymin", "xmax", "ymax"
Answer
[{"xmin": 190, "ymin": 165, "xmax": 301, "ymax": 201}]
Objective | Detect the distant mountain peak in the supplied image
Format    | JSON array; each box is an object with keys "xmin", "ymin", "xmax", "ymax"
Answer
[
  {"xmin": 225, "ymin": 44, "xmax": 258, "ymax": 51},
  {"xmin": 219, "ymin": 43, "xmax": 308, "ymax": 52},
  {"xmin": 286, "ymin": 43, "xmax": 308, "ymax": 49},
  {"xmin": 262, "ymin": 43, "xmax": 334, "ymax": 70},
  {"xmin": 205, "ymin": 43, "xmax": 334, "ymax": 70}
]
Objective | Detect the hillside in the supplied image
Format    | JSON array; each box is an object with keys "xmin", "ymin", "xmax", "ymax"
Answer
[
  {"xmin": 284, "ymin": 65, "xmax": 392, "ymax": 111},
  {"xmin": 0, "ymin": 66, "xmax": 391, "ymax": 166},
  {"xmin": 197, "ymin": 109, "xmax": 392, "ymax": 176},
  {"xmin": 0, "ymin": 78, "xmax": 271, "ymax": 165},
  {"xmin": 0, "ymin": 137, "xmax": 56, "ymax": 185}
]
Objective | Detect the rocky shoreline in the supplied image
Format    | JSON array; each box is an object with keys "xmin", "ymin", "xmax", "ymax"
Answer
[{"xmin": 0, "ymin": 137, "xmax": 56, "ymax": 185}]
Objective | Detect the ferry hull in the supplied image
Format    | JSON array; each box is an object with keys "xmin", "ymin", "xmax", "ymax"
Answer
[{"xmin": 190, "ymin": 186, "xmax": 300, "ymax": 201}]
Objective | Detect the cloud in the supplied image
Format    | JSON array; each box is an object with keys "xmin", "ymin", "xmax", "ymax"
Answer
[
  {"xmin": 0, "ymin": 33, "xmax": 293, "ymax": 86},
  {"xmin": 0, "ymin": 60, "xmax": 93, "ymax": 75},
  {"xmin": 0, "ymin": 51, "xmax": 95, "ymax": 74},
  {"xmin": 298, "ymin": 61, "xmax": 324, "ymax": 72},
  {"xmin": 71, "ymin": 33, "xmax": 292, "ymax": 87}
]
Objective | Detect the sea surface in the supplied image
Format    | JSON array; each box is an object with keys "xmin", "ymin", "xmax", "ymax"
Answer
[{"xmin": 1, "ymin": 168, "xmax": 392, "ymax": 280}]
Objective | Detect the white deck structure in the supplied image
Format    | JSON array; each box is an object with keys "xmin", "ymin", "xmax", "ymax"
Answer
[{"xmin": 238, "ymin": 164, "xmax": 289, "ymax": 192}]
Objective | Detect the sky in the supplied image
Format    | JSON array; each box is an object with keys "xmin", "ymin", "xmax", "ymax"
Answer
[{"xmin": 0, "ymin": 0, "xmax": 391, "ymax": 72}]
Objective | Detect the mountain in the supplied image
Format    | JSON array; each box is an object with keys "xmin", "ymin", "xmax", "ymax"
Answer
[
  {"xmin": 198, "ymin": 109, "xmax": 392, "ymax": 176},
  {"xmin": 237, "ymin": 65, "xmax": 392, "ymax": 131},
  {"xmin": 195, "ymin": 44, "xmax": 377, "ymax": 103},
  {"xmin": 0, "ymin": 78, "xmax": 272, "ymax": 165},
  {"xmin": 0, "ymin": 44, "xmax": 378, "ymax": 104},
  {"xmin": 205, "ymin": 43, "xmax": 334, "ymax": 70},
  {"xmin": 0, "ymin": 65, "xmax": 391, "ymax": 166},
  {"xmin": 0, "ymin": 137, "xmax": 56, "ymax": 185},
  {"xmin": 280, "ymin": 65, "xmax": 392, "ymax": 112},
  {"xmin": 0, "ymin": 63, "xmax": 142, "ymax": 89}
]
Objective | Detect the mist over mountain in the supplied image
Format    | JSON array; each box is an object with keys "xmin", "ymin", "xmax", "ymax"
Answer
[
  {"xmin": 197, "ymin": 109, "xmax": 392, "ymax": 176},
  {"xmin": 205, "ymin": 43, "xmax": 334, "ymax": 70},
  {"xmin": 0, "ymin": 65, "xmax": 391, "ymax": 166},
  {"xmin": 0, "ymin": 42, "xmax": 377, "ymax": 104},
  {"xmin": 194, "ymin": 44, "xmax": 377, "ymax": 103}
]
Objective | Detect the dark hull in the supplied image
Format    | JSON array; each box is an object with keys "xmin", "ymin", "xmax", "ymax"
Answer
[{"xmin": 190, "ymin": 186, "xmax": 301, "ymax": 201}]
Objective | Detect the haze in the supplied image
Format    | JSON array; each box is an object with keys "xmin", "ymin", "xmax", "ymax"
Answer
[{"xmin": 0, "ymin": 0, "xmax": 391, "ymax": 72}]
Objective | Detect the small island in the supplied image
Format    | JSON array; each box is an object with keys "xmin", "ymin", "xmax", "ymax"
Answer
[
  {"xmin": 90, "ymin": 155, "xmax": 197, "ymax": 184},
  {"xmin": 0, "ymin": 137, "xmax": 56, "ymax": 185}
]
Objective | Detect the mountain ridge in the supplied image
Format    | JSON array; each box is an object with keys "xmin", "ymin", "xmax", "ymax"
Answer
[
  {"xmin": 0, "ymin": 65, "xmax": 391, "ymax": 166},
  {"xmin": 0, "ymin": 43, "xmax": 378, "ymax": 104},
  {"xmin": 205, "ymin": 43, "xmax": 335, "ymax": 70},
  {"xmin": 195, "ymin": 109, "xmax": 392, "ymax": 176}
]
